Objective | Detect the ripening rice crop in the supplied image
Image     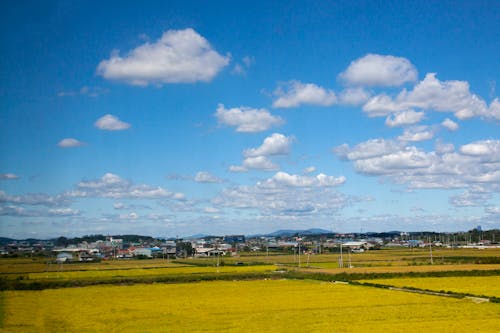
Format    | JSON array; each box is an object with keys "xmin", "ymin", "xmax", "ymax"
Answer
[
  {"xmin": 26, "ymin": 264, "xmax": 277, "ymax": 280},
  {"xmin": 360, "ymin": 275, "xmax": 500, "ymax": 298},
  {"xmin": 2, "ymin": 280, "xmax": 499, "ymax": 332}
]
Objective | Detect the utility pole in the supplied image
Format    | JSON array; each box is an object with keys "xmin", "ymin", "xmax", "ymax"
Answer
[
  {"xmin": 429, "ymin": 238, "xmax": 433, "ymax": 265},
  {"xmin": 348, "ymin": 247, "xmax": 352, "ymax": 268},
  {"xmin": 339, "ymin": 243, "xmax": 344, "ymax": 268},
  {"xmin": 298, "ymin": 238, "xmax": 301, "ymax": 268}
]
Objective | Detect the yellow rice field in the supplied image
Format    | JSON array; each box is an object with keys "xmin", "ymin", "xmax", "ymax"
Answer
[
  {"xmin": 1, "ymin": 280, "xmax": 499, "ymax": 332},
  {"xmin": 26, "ymin": 264, "xmax": 277, "ymax": 280},
  {"xmin": 299, "ymin": 263, "xmax": 500, "ymax": 275},
  {"xmin": 360, "ymin": 275, "xmax": 500, "ymax": 298}
]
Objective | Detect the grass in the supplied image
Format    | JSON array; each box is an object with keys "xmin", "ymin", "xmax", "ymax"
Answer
[{"xmin": 2, "ymin": 280, "xmax": 499, "ymax": 332}]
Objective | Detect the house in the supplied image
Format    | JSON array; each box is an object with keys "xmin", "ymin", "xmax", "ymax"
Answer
[
  {"xmin": 56, "ymin": 252, "xmax": 73, "ymax": 263},
  {"xmin": 133, "ymin": 247, "xmax": 152, "ymax": 258}
]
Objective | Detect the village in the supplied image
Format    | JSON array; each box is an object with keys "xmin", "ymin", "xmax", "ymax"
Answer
[{"xmin": 1, "ymin": 227, "xmax": 498, "ymax": 263}]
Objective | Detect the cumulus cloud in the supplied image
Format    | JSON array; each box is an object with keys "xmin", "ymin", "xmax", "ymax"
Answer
[
  {"xmin": 398, "ymin": 125, "xmax": 435, "ymax": 142},
  {"xmin": 339, "ymin": 54, "xmax": 418, "ymax": 87},
  {"xmin": 57, "ymin": 86, "xmax": 109, "ymax": 98},
  {"xmin": 363, "ymin": 73, "xmax": 500, "ymax": 120},
  {"xmin": 97, "ymin": 28, "xmax": 230, "ymax": 85},
  {"xmin": 67, "ymin": 173, "xmax": 184, "ymax": 200},
  {"xmin": 0, "ymin": 173, "xmax": 19, "ymax": 180},
  {"xmin": 194, "ymin": 171, "xmax": 223, "ymax": 183},
  {"xmin": 334, "ymin": 138, "xmax": 500, "ymax": 192},
  {"xmin": 272, "ymin": 80, "xmax": 337, "ymax": 108},
  {"xmin": 57, "ymin": 138, "xmax": 85, "ymax": 148},
  {"xmin": 242, "ymin": 156, "xmax": 279, "ymax": 171},
  {"xmin": 0, "ymin": 191, "xmax": 71, "ymax": 207},
  {"xmin": 261, "ymin": 171, "xmax": 345, "ymax": 188},
  {"xmin": 303, "ymin": 166, "xmax": 316, "ymax": 174},
  {"xmin": 435, "ymin": 140, "xmax": 455, "ymax": 155},
  {"xmin": 334, "ymin": 139, "xmax": 404, "ymax": 161},
  {"xmin": 230, "ymin": 133, "xmax": 293, "ymax": 172},
  {"xmin": 385, "ymin": 110, "xmax": 425, "ymax": 127},
  {"xmin": 213, "ymin": 173, "xmax": 349, "ymax": 217},
  {"xmin": 48, "ymin": 208, "xmax": 80, "ymax": 216},
  {"xmin": 338, "ymin": 87, "xmax": 372, "ymax": 106},
  {"xmin": 215, "ymin": 104, "xmax": 283, "ymax": 133},
  {"xmin": 94, "ymin": 114, "xmax": 131, "ymax": 131},
  {"xmin": 449, "ymin": 190, "xmax": 492, "ymax": 207},
  {"xmin": 228, "ymin": 165, "xmax": 248, "ymax": 173},
  {"xmin": 231, "ymin": 55, "xmax": 254, "ymax": 75},
  {"xmin": 243, "ymin": 133, "xmax": 293, "ymax": 157},
  {"xmin": 441, "ymin": 118, "xmax": 459, "ymax": 131}
]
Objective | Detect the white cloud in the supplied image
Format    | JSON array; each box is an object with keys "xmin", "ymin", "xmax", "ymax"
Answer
[
  {"xmin": 334, "ymin": 139, "xmax": 404, "ymax": 161},
  {"xmin": 242, "ymin": 56, "xmax": 255, "ymax": 67},
  {"xmin": 449, "ymin": 191, "xmax": 492, "ymax": 207},
  {"xmin": 215, "ymin": 104, "xmax": 283, "ymax": 133},
  {"xmin": 338, "ymin": 88, "xmax": 372, "ymax": 106},
  {"xmin": 0, "ymin": 191, "xmax": 70, "ymax": 207},
  {"xmin": 441, "ymin": 118, "xmax": 459, "ymax": 131},
  {"xmin": 213, "ymin": 175, "xmax": 350, "ymax": 217},
  {"xmin": 334, "ymin": 138, "xmax": 500, "ymax": 192},
  {"xmin": 363, "ymin": 73, "xmax": 500, "ymax": 120},
  {"xmin": 242, "ymin": 156, "xmax": 279, "ymax": 171},
  {"xmin": 352, "ymin": 147, "xmax": 435, "ymax": 175},
  {"xmin": 57, "ymin": 138, "xmax": 85, "ymax": 148},
  {"xmin": 203, "ymin": 207, "xmax": 220, "ymax": 214},
  {"xmin": 244, "ymin": 133, "xmax": 293, "ymax": 157},
  {"xmin": 97, "ymin": 28, "xmax": 230, "ymax": 85},
  {"xmin": 48, "ymin": 208, "xmax": 80, "ymax": 216},
  {"xmin": 272, "ymin": 80, "xmax": 337, "ymax": 108},
  {"xmin": 231, "ymin": 56, "xmax": 255, "ymax": 76},
  {"xmin": 0, "ymin": 173, "xmax": 19, "ymax": 180},
  {"xmin": 261, "ymin": 171, "xmax": 345, "ymax": 188},
  {"xmin": 231, "ymin": 63, "xmax": 245, "ymax": 75},
  {"xmin": 68, "ymin": 173, "xmax": 184, "ymax": 200},
  {"xmin": 460, "ymin": 140, "xmax": 500, "ymax": 160},
  {"xmin": 398, "ymin": 125, "xmax": 435, "ymax": 142},
  {"xmin": 339, "ymin": 54, "xmax": 418, "ymax": 87},
  {"xmin": 94, "ymin": 114, "xmax": 131, "ymax": 131},
  {"xmin": 58, "ymin": 86, "xmax": 109, "ymax": 98},
  {"xmin": 435, "ymin": 140, "xmax": 455, "ymax": 155},
  {"xmin": 303, "ymin": 166, "xmax": 316, "ymax": 174},
  {"xmin": 385, "ymin": 110, "xmax": 425, "ymax": 127},
  {"xmin": 228, "ymin": 165, "xmax": 248, "ymax": 173},
  {"xmin": 194, "ymin": 171, "xmax": 223, "ymax": 183}
]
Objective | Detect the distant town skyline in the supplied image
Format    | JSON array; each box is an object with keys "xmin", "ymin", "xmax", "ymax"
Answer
[{"xmin": 1, "ymin": 1, "xmax": 499, "ymax": 239}]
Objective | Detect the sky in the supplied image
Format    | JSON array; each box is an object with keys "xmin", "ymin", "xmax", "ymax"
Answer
[{"xmin": 1, "ymin": 0, "xmax": 499, "ymax": 239}]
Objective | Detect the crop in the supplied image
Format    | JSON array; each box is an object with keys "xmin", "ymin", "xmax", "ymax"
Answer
[
  {"xmin": 2, "ymin": 280, "xmax": 499, "ymax": 332},
  {"xmin": 26, "ymin": 264, "xmax": 277, "ymax": 281},
  {"xmin": 359, "ymin": 275, "xmax": 500, "ymax": 298}
]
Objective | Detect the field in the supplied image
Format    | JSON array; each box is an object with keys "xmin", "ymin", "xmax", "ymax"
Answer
[
  {"xmin": 2, "ymin": 280, "xmax": 500, "ymax": 333},
  {"xmin": 359, "ymin": 275, "xmax": 500, "ymax": 298},
  {"xmin": 1, "ymin": 248, "xmax": 499, "ymax": 332}
]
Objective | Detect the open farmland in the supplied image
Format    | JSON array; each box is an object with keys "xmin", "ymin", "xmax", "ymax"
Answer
[
  {"xmin": 2, "ymin": 280, "xmax": 499, "ymax": 332},
  {"xmin": 25, "ymin": 264, "xmax": 277, "ymax": 281},
  {"xmin": 359, "ymin": 275, "xmax": 500, "ymax": 298}
]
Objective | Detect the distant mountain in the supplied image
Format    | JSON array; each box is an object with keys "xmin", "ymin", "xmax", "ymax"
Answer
[
  {"xmin": 0, "ymin": 237, "xmax": 15, "ymax": 245},
  {"xmin": 262, "ymin": 228, "xmax": 332, "ymax": 237},
  {"xmin": 182, "ymin": 233, "xmax": 209, "ymax": 240}
]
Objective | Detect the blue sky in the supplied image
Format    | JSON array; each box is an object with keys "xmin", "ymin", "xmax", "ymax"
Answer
[{"xmin": 1, "ymin": 0, "xmax": 499, "ymax": 238}]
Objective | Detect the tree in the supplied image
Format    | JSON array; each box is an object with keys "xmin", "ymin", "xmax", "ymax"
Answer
[{"xmin": 176, "ymin": 241, "xmax": 194, "ymax": 258}]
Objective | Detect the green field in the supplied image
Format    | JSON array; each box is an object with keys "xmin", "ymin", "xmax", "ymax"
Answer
[{"xmin": 2, "ymin": 280, "xmax": 499, "ymax": 332}]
